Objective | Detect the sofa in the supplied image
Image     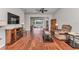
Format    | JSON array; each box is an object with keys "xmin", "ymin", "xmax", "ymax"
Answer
[{"xmin": 55, "ymin": 25, "xmax": 72, "ymax": 40}]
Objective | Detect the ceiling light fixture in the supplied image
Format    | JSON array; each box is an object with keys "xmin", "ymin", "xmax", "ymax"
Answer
[{"xmin": 40, "ymin": 8, "xmax": 48, "ymax": 13}]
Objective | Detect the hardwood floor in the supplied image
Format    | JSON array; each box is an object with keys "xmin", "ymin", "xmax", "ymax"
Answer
[{"xmin": 0, "ymin": 28, "xmax": 76, "ymax": 50}]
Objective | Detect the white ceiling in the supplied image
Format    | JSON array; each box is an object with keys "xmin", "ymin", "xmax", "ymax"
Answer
[{"xmin": 22, "ymin": 8, "xmax": 59, "ymax": 14}]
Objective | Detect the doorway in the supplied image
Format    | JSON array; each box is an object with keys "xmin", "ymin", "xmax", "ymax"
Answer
[
  {"xmin": 30, "ymin": 17, "xmax": 44, "ymax": 35},
  {"xmin": 51, "ymin": 19, "xmax": 57, "ymax": 32}
]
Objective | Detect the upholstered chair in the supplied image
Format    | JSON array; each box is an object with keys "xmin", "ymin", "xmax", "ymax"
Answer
[{"xmin": 55, "ymin": 25, "xmax": 72, "ymax": 40}]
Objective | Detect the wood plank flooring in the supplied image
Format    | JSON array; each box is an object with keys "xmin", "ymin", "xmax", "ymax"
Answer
[{"xmin": 0, "ymin": 28, "xmax": 76, "ymax": 50}]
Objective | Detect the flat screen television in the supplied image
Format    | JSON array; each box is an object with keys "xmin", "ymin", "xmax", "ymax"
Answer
[{"xmin": 8, "ymin": 12, "xmax": 20, "ymax": 24}]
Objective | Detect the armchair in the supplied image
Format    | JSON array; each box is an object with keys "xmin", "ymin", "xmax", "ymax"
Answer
[
  {"xmin": 42, "ymin": 29, "xmax": 53, "ymax": 42},
  {"xmin": 55, "ymin": 25, "xmax": 72, "ymax": 40}
]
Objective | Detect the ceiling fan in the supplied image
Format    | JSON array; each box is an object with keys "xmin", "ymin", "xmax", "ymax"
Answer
[{"xmin": 36, "ymin": 8, "xmax": 48, "ymax": 13}]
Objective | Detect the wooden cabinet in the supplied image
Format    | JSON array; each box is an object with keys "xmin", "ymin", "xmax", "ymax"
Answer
[
  {"xmin": 6, "ymin": 27, "xmax": 23, "ymax": 45},
  {"xmin": 16, "ymin": 28, "xmax": 23, "ymax": 40}
]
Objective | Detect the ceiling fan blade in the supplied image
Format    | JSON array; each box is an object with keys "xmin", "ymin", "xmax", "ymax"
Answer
[
  {"xmin": 35, "ymin": 8, "xmax": 48, "ymax": 13},
  {"xmin": 44, "ymin": 10, "xmax": 48, "ymax": 11}
]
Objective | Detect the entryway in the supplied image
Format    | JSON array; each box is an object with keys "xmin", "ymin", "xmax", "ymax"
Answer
[{"xmin": 30, "ymin": 17, "xmax": 49, "ymax": 32}]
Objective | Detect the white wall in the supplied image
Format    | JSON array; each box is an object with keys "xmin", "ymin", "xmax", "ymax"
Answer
[
  {"xmin": 55, "ymin": 8, "xmax": 79, "ymax": 32},
  {"xmin": 25, "ymin": 14, "xmax": 53, "ymax": 31},
  {"xmin": 0, "ymin": 29, "xmax": 5, "ymax": 48},
  {"xmin": 0, "ymin": 8, "xmax": 25, "ymax": 25}
]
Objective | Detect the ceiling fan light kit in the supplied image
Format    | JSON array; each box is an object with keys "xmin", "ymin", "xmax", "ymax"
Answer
[{"xmin": 39, "ymin": 8, "xmax": 48, "ymax": 13}]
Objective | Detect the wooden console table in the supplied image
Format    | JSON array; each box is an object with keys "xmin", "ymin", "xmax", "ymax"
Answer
[{"xmin": 6, "ymin": 27, "xmax": 23, "ymax": 45}]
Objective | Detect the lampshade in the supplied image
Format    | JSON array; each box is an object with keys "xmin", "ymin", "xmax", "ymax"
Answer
[
  {"xmin": 56, "ymin": 23, "xmax": 58, "ymax": 26},
  {"xmin": 0, "ymin": 20, "xmax": 6, "ymax": 26}
]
